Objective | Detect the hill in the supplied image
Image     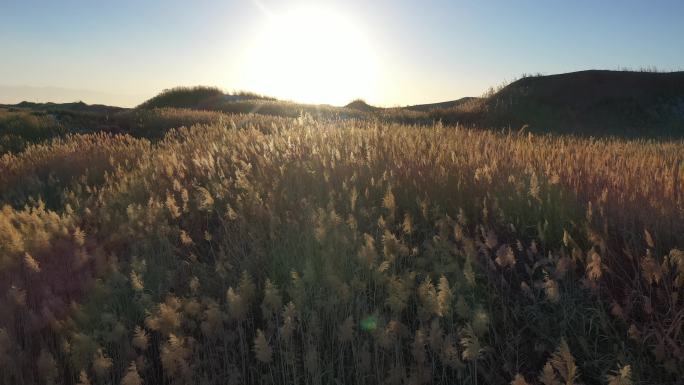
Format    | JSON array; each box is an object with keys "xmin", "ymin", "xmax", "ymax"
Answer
[
  {"xmin": 346, "ymin": 70, "xmax": 684, "ymax": 137},
  {"xmin": 3, "ymin": 70, "xmax": 684, "ymax": 142},
  {"xmin": 482, "ymin": 70, "xmax": 684, "ymax": 135},
  {"xmin": 1, "ymin": 100, "xmax": 126, "ymax": 115},
  {"xmin": 137, "ymin": 86, "xmax": 276, "ymax": 110},
  {"xmin": 403, "ymin": 97, "xmax": 479, "ymax": 112},
  {"xmin": 345, "ymin": 99, "xmax": 378, "ymax": 112}
]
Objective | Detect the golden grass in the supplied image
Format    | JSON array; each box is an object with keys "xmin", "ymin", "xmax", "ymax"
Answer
[{"xmin": 0, "ymin": 115, "xmax": 682, "ymax": 384}]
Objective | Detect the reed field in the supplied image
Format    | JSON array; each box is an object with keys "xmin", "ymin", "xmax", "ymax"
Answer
[{"xmin": 0, "ymin": 113, "xmax": 683, "ymax": 384}]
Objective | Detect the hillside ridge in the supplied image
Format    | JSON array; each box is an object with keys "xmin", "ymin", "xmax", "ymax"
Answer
[{"xmin": 3, "ymin": 70, "xmax": 683, "ymax": 137}]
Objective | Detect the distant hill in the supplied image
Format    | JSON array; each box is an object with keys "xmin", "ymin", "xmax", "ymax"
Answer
[
  {"xmin": 404, "ymin": 97, "xmax": 479, "ymax": 112},
  {"xmin": 138, "ymin": 86, "xmax": 276, "ymax": 110},
  {"xmin": 4, "ymin": 70, "xmax": 684, "ymax": 139},
  {"xmin": 1, "ymin": 100, "xmax": 126, "ymax": 115},
  {"xmin": 345, "ymin": 99, "xmax": 378, "ymax": 112},
  {"xmin": 481, "ymin": 70, "xmax": 684, "ymax": 135},
  {"xmin": 344, "ymin": 97, "xmax": 479, "ymax": 114},
  {"xmin": 0, "ymin": 85, "xmax": 143, "ymax": 107}
]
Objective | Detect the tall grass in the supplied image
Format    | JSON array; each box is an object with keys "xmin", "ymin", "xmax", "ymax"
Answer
[
  {"xmin": 0, "ymin": 109, "xmax": 67, "ymax": 154},
  {"xmin": 0, "ymin": 115, "xmax": 682, "ymax": 384}
]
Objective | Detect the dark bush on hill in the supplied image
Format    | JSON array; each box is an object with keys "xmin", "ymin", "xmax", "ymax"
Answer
[{"xmin": 138, "ymin": 86, "xmax": 225, "ymax": 109}]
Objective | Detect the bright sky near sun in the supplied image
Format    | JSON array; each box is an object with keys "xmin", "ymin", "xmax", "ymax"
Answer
[{"xmin": 1, "ymin": 0, "xmax": 683, "ymax": 107}]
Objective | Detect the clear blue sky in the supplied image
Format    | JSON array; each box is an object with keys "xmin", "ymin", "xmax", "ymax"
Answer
[{"xmin": 1, "ymin": 0, "xmax": 682, "ymax": 106}]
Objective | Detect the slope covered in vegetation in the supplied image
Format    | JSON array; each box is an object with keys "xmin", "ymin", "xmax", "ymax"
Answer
[
  {"xmin": 379, "ymin": 70, "xmax": 684, "ymax": 136},
  {"xmin": 0, "ymin": 114, "xmax": 682, "ymax": 385},
  {"xmin": 482, "ymin": 70, "xmax": 684, "ymax": 135},
  {"xmin": 137, "ymin": 86, "xmax": 228, "ymax": 109},
  {"xmin": 3, "ymin": 70, "xmax": 684, "ymax": 156}
]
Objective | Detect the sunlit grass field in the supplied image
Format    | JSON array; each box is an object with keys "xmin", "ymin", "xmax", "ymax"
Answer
[{"xmin": 1, "ymin": 112, "xmax": 683, "ymax": 384}]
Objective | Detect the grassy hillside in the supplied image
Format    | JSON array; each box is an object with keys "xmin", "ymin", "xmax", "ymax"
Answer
[
  {"xmin": 0, "ymin": 106, "xmax": 245, "ymax": 154},
  {"xmin": 402, "ymin": 97, "xmax": 479, "ymax": 112},
  {"xmin": 8, "ymin": 100, "xmax": 126, "ymax": 115},
  {"xmin": 380, "ymin": 70, "xmax": 684, "ymax": 136},
  {"xmin": 477, "ymin": 70, "xmax": 684, "ymax": 135},
  {"xmin": 0, "ymin": 108, "xmax": 68, "ymax": 154},
  {"xmin": 0, "ymin": 114, "xmax": 682, "ymax": 384},
  {"xmin": 138, "ymin": 86, "xmax": 234, "ymax": 109},
  {"xmin": 3, "ymin": 70, "xmax": 683, "ymax": 153},
  {"xmin": 0, "ymin": 96, "xmax": 378, "ymax": 155}
]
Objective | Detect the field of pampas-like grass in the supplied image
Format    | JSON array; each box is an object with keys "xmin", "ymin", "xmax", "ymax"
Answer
[{"xmin": 0, "ymin": 113, "xmax": 682, "ymax": 384}]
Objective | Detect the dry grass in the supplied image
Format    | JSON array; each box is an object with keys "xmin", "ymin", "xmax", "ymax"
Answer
[{"xmin": 0, "ymin": 115, "xmax": 682, "ymax": 384}]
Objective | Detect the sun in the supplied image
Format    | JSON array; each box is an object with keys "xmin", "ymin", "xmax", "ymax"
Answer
[{"xmin": 240, "ymin": 5, "xmax": 378, "ymax": 106}]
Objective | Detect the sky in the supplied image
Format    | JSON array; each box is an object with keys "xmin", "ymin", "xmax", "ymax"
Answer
[{"xmin": 1, "ymin": 0, "xmax": 683, "ymax": 107}]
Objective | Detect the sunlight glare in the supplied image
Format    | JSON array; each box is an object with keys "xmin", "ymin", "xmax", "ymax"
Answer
[{"xmin": 241, "ymin": 6, "xmax": 378, "ymax": 106}]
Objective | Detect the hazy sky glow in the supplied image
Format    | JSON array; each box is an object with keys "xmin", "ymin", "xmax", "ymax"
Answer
[{"xmin": 1, "ymin": 0, "xmax": 683, "ymax": 107}]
